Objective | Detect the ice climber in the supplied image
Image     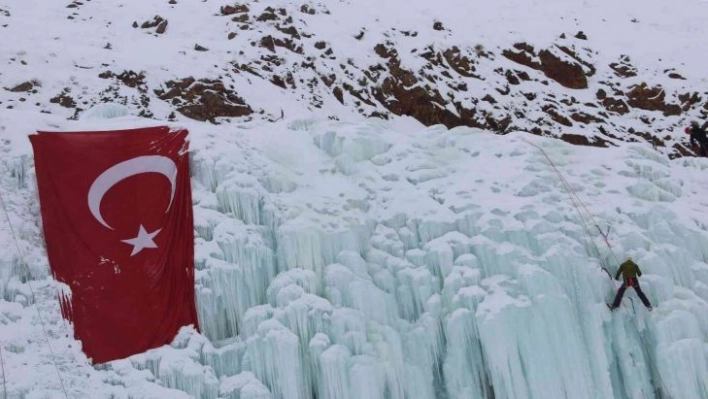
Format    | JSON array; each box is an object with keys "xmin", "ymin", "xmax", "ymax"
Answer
[
  {"xmin": 608, "ymin": 256, "xmax": 652, "ymax": 311},
  {"xmin": 685, "ymin": 121, "xmax": 708, "ymax": 157}
]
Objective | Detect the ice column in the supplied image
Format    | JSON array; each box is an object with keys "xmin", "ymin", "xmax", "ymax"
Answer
[{"xmin": 246, "ymin": 319, "xmax": 306, "ymax": 399}]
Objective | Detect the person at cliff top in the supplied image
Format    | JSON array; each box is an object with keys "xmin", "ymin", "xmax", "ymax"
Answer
[{"xmin": 685, "ymin": 121, "xmax": 708, "ymax": 157}]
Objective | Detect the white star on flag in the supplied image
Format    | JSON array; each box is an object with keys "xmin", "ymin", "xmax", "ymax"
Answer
[{"xmin": 122, "ymin": 225, "xmax": 161, "ymax": 256}]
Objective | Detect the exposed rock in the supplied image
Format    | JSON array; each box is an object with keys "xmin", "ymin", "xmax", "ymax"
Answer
[
  {"xmin": 232, "ymin": 13, "xmax": 249, "ymax": 23},
  {"xmin": 300, "ymin": 4, "xmax": 316, "ymax": 15},
  {"xmin": 140, "ymin": 15, "xmax": 164, "ymax": 29},
  {"xmin": 628, "ymin": 129, "xmax": 665, "ymax": 148},
  {"xmin": 665, "ymin": 69, "xmax": 685, "ymax": 80},
  {"xmin": 154, "ymin": 78, "xmax": 253, "ymax": 123},
  {"xmin": 342, "ymin": 82, "xmax": 375, "ymax": 107},
  {"xmin": 505, "ymin": 70, "xmax": 520, "ymax": 85},
  {"xmin": 442, "ymin": 46, "xmax": 477, "ymax": 78},
  {"xmin": 570, "ymin": 112, "xmax": 603, "ymax": 124},
  {"xmin": 117, "ymin": 71, "xmax": 147, "ymax": 89},
  {"xmin": 560, "ymin": 133, "xmax": 610, "ymax": 147},
  {"xmin": 256, "ymin": 35, "xmax": 302, "ymax": 54},
  {"xmin": 221, "ymin": 4, "xmax": 249, "ymax": 15},
  {"xmin": 257, "ymin": 7, "xmax": 279, "ymax": 22},
  {"xmin": 332, "ymin": 86, "xmax": 343, "ymax": 104},
  {"xmin": 609, "ymin": 62, "xmax": 636, "ymax": 78},
  {"xmin": 136, "ymin": 16, "xmax": 167, "ymax": 34},
  {"xmin": 601, "ymin": 96, "xmax": 630, "ymax": 115},
  {"xmin": 278, "ymin": 25, "xmax": 300, "ymax": 39},
  {"xmin": 556, "ymin": 45, "xmax": 596, "ymax": 77},
  {"xmin": 99, "ymin": 71, "xmax": 147, "ymax": 90},
  {"xmin": 538, "ymin": 49, "xmax": 587, "ymax": 89},
  {"xmin": 365, "ymin": 49, "xmax": 518, "ymax": 130},
  {"xmin": 542, "ymin": 104, "xmax": 573, "ymax": 126},
  {"xmin": 522, "ymin": 92, "xmax": 536, "ymax": 101},
  {"xmin": 679, "ymin": 92, "xmax": 702, "ymax": 111},
  {"xmin": 13, "ymin": 7, "xmax": 708, "ymax": 159},
  {"xmin": 502, "ymin": 43, "xmax": 539, "ymax": 68},
  {"xmin": 503, "ymin": 43, "xmax": 587, "ymax": 89},
  {"xmin": 156, "ymin": 20, "xmax": 168, "ymax": 34},
  {"xmin": 259, "ymin": 36, "xmax": 276, "ymax": 52},
  {"xmin": 271, "ymin": 75, "xmax": 286, "ymax": 89},
  {"xmin": 671, "ymin": 141, "xmax": 704, "ymax": 159},
  {"xmin": 50, "ymin": 90, "xmax": 76, "ymax": 108},
  {"xmin": 626, "ymin": 83, "xmax": 681, "ymax": 116},
  {"xmin": 574, "ymin": 31, "xmax": 587, "ymax": 40},
  {"xmin": 515, "ymin": 70, "xmax": 530, "ymax": 81},
  {"xmin": 374, "ymin": 43, "xmax": 397, "ymax": 59},
  {"xmin": 7, "ymin": 81, "xmax": 35, "ymax": 92}
]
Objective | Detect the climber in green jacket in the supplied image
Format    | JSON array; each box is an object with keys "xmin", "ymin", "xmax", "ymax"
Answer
[{"xmin": 608, "ymin": 257, "xmax": 652, "ymax": 311}]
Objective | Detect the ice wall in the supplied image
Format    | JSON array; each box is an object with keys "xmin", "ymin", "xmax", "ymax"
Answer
[{"xmin": 3, "ymin": 119, "xmax": 708, "ymax": 398}]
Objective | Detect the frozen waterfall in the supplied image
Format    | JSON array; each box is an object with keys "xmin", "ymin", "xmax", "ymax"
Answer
[{"xmin": 2, "ymin": 118, "xmax": 708, "ymax": 398}]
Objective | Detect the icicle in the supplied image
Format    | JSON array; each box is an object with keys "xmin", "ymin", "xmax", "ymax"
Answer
[
  {"xmin": 318, "ymin": 345, "xmax": 352, "ymax": 399},
  {"xmin": 267, "ymin": 268, "xmax": 320, "ymax": 306},
  {"xmin": 194, "ymin": 219, "xmax": 277, "ymax": 341},
  {"xmin": 402, "ymin": 312, "xmax": 442, "ymax": 399},
  {"xmin": 309, "ymin": 333, "xmax": 331, "ymax": 399},
  {"xmin": 157, "ymin": 353, "xmax": 219, "ymax": 399},
  {"xmin": 325, "ymin": 263, "xmax": 398, "ymax": 326},
  {"xmin": 348, "ymin": 356, "xmax": 385, "ymax": 399},
  {"xmin": 246, "ymin": 319, "xmax": 306, "ymax": 399},
  {"xmin": 276, "ymin": 226, "xmax": 368, "ymax": 276},
  {"xmin": 395, "ymin": 265, "xmax": 434, "ymax": 321},
  {"xmin": 201, "ymin": 339, "xmax": 245, "ymax": 379},
  {"xmin": 219, "ymin": 371, "xmax": 273, "ymax": 399},
  {"xmin": 216, "ymin": 186, "xmax": 264, "ymax": 225},
  {"xmin": 328, "ymin": 308, "xmax": 368, "ymax": 355},
  {"xmin": 443, "ymin": 308, "xmax": 491, "ymax": 399}
]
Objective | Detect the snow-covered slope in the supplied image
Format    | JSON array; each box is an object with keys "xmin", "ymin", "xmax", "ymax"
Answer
[
  {"xmin": 3, "ymin": 0, "xmax": 708, "ymax": 398},
  {"xmin": 3, "ymin": 112, "xmax": 708, "ymax": 398},
  {"xmin": 2, "ymin": 0, "xmax": 708, "ymax": 155}
]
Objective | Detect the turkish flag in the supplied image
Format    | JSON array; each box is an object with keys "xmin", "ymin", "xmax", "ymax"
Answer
[{"xmin": 29, "ymin": 126, "xmax": 199, "ymax": 364}]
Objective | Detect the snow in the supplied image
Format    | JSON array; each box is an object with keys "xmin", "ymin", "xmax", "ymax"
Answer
[
  {"xmin": 4, "ymin": 112, "xmax": 708, "ymax": 398},
  {"xmin": 3, "ymin": 0, "xmax": 708, "ymax": 398}
]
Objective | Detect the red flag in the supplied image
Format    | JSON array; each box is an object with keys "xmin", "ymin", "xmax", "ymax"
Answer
[{"xmin": 30, "ymin": 126, "xmax": 199, "ymax": 363}]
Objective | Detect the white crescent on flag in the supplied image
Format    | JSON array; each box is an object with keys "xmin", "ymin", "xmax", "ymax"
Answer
[{"xmin": 87, "ymin": 155, "xmax": 177, "ymax": 230}]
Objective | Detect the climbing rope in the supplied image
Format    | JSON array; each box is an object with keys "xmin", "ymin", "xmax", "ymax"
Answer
[
  {"xmin": 0, "ymin": 186, "xmax": 70, "ymax": 399},
  {"xmin": 522, "ymin": 138, "xmax": 616, "ymax": 276},
  {"xmin": 1, "ymin": 344, "xmax": 6, "ymax": 399},
  {"xmin": 628, "ymin": 298, "xmax": 673, "ymax": 399},
  {"xmin": 523, "ymin": 137, "xmax": 674, "ymax": 399}
]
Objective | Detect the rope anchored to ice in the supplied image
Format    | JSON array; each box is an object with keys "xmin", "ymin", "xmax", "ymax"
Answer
[{"xmin": 522, "ymin": 136, "xmax": 674, "ymax": 399}]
